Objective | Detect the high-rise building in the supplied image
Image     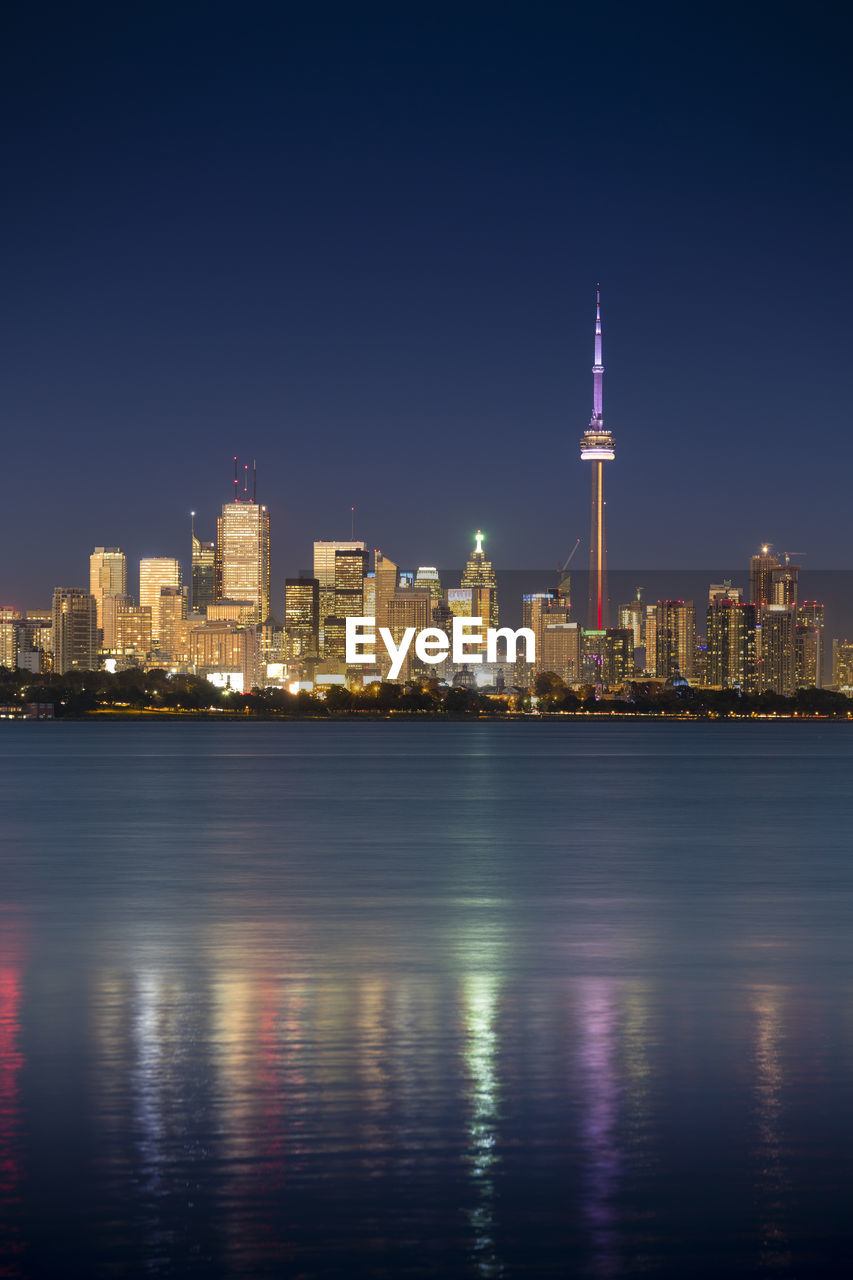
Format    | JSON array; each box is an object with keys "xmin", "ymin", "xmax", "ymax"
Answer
[
  {"xmin": 113, "ymin": 603, "xmax": 153, "ymax": 661},
  {"xmin": 618, "ymin": 588, "xmax": 645, "ymax": 649},
  {"xmin": 749, "ymin": 546, "xmax": 780, "ymax": 606},
  {"xmin": 52, "ymin": 588, "xmax": 98, "ymax": 674},
  {"xmin": 190, "ymin": 622, "xmax": 259, "ymax": 691},
  {"xmin": 285, "ymin": 578, "xmax": 320, "ymax": 659},
  {"xmin": 139, "ymin": 558, "xmax": 182, "ymax": 645},
  {"xmin": 313, "ymin": 540, "xmax": 365, "ymax": 650},
  {"xmin": 541, "ymin": 622, "xmax": 582, "ymax": 684},
  {"xmin": 460, "ymin": 531, "xmax": 498, "ymax": 627},
  {"xmin": 102, "ymin": 592, "xmax": 132, "ymax": 649},
  {"xmin": 0, "ymin": 617, "xmax": 19, "ymax": 670},
  {"xmin": 655, "ymin": 601, "xmax": 696, "ymax": 680},
  {"xmin": 374, "ymin": 552, "xmax": 398, "ymax": 631},
  {"xmin": 158, "ymin": 587, "xmax": 188, "ymax": 659},
  {"xmin": 580, "ymin": 287, "xmax": 615, "ymax": 629},
  {"xmin": 217, "ymin": 501, "xmax": 270, "ymax": 624},
  {"xmin": 191, "ymin": 518, "xmax": 216, "ymax": 613},
  {"xmin": 832, "ymin": 639, "xmax": 853, "ymax": 689},
  {"xmin": 706, "ymin": 596, "xmax": 757, "ymax": 691},
  {"xmin": 759, "ymin": 604, "xmax": 796, "ymax": 694},
  {"xmin": 796, "ymin": 602, "xmax": 824, "ymax": 688},
  {"xmin": 334, "ymin": 547, "xmax": 369, "ymax": 619},
  {"xmin": 771, "ymin": 563, "xmax": 800, "ymax": 607},
  {"xmin": 522, "ymin": 592, "xmax": 570, "ymax": 674},
  {"xmin": 89, "ymin": 548, "xmax": 127, "ymax": 631},
  {"xmin": 385, "ymin": 589, "xmax": 433, "ymax": 681}
]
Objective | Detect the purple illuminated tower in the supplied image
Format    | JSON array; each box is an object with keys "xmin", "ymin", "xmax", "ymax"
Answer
[{"xmin": 580, "ymin": 286, "xmax": 615, "ymax": 630}]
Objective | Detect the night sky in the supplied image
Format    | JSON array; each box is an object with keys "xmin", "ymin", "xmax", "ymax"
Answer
[{"xmin": 3, "ymin": 1, "xmax": 851, "ymax": 610}]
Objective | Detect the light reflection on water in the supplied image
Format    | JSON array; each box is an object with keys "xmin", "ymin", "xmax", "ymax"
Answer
[{"xmin": 2, "ymin": 721, "xmax": 853, "ymax": 1277}]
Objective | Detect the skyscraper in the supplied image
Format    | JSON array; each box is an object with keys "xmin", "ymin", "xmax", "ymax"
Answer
[
  {"xmin": 139, "ymin": 558, "xmax": 182, "ymax": 645},
  {"xmin": 580, "ymin": 287, "xmax": 615, "ymax": 630},
  {"xmin": 89, "ymin": 547, "xmax": 127, "ymax": 631},
  {"xmin": 460, "ymin": 531, "xmax": 498, "ymax": 627},
  {"xmin": 313, "ymin": 540, "xmax": 366, "ymax": 649},
  {"xmin": 191, "ymin": 516, "xmax": 216, "ymax": 613},
  {"xmin": 749, "ymin": 545, "xmax": 780, "ymax": 606},
  {"xmin": 216, "ymin": 500, "xmax": 270, "ymax": 624},
  {"xmin": 285, "ymin": 578, "xmax": 320, "ymax": 659},
  {"xmin": 654, "ymin": 601, "xmax": 696, "ymax": 680},
  {"xmin": 706, "ymin": 595, "xmax": 757, "ymax": 691},
  {"xmin": 52, "ymin": 588, "xmax": 98, "ymax": 674}
]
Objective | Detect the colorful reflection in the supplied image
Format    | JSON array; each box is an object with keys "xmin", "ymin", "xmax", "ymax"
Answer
[
  {"xmin": 0, "ymin": 926, "xmax": 25, "ymax": 1280},
  {"xmin": 462, "ymin": 973, "xmax": 503, "ymax": 1277}
]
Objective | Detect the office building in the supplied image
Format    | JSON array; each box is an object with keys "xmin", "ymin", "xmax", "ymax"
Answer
[
  {"xmin": 460, "ymin": 531, "xmax": 498, "ymax": 627},
  {"xmin": 113, "ymin": 603, "xmax": 153, "ymax": 662},
  {"xmin": 335, "ymin": 547, "xmax": 369, "ymax": 619},
  {"xmin": 217, "ymin": 500, "xmax": 270, "ymax": 623},
  {"xmin": 52, "ymin": 588, "xmax": 98, "ymax": 674},
  {"xmin": 759, "ymin": 604, "xmax": 797, "ymax": 695},
  {"xmin": 541, "ymin": 622, "xmax": 582, "ymax": 684},
  {"xmin": 191, "ymin": 522, "xmax": 216, "ymax": 613},
  {"xmin": 285, "ymin": 578, "xmax": 320, "ymax": 660},
  {"xmin": 139, "ymin": 558, "xmax": 181, "ymax": 645}
]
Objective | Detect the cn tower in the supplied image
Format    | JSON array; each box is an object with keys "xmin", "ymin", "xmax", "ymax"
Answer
[{"xmin": 579, "ymin": 286, "xmax": 615, "ymax": 630}]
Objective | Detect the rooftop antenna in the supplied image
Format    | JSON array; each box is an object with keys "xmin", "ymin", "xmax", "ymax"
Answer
[
  {"xmin": 253, "ymin": 460, "xmax": 257, "ymax": 504},
  {"xmin": 233, "ymin": 456, "xmax": 239, "ymax": 502},
  {"xmin": 190, "ymin": 510, "xmax": 196, "ymax": 544},
  {"xmin": 243, "ymin": 463, "xmax": 249, "ymax": 498},
  {"xmin": 351, "ymin": 506, "xmax": 355, "ymax": 539}
]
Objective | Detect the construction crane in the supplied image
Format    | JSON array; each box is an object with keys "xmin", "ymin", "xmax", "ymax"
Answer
[
  {"xmin": 559, "ymin": 538, "xmax": 581, "ymax": 575},
  {"xmin": 781, "ymin": 551, "xmax": 807, "ymax": 565}
]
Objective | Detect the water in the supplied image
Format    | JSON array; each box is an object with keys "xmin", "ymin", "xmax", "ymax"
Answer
[{"xmin": 2, "ymin": 720, "xmax": 853, "ymax": 1278}]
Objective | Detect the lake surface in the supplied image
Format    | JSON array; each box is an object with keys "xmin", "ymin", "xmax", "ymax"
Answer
[{"xmin": 2, "ymin": 720, "xmax": 853, "ymax": 1277}]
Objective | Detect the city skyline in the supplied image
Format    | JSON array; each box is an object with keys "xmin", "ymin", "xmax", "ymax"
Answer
[{"xmin": 2, "ymin": 6, "xmax": 852, "ymax": 608}]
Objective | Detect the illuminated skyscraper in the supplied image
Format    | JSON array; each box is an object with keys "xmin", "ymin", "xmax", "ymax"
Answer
[
  {"xmin": 89, "ymin": 547, "xmax": 127, "ymax": 631},
  {"xmin": 759, "ymin": 604, "xmax": 796, "ymax": 694},
  {"xmin": 334, "ymin": 547, "xmax": 369, "ymax": 619},
  {"xmin": 706, "ymin": 595, "xmax": 757, "ymax": 691},
  {"xmin": 216, "ymin": 500, "xmax": 270, "ymax": 624},
  {"xmin": 580, "ymin": 287, "xmax": 615, "ymax": 630},
  {"xmin": 654, "ymin": 601, "xmax": 696, "ymax": 680},
  {"xmin": 285, "ymin": 578, "xmax": 320, "ymax": 659},
  {"xmin": 460, "ymin": 531, "xmax": 498, "ymax": 627},
  {"xmin": 52, "ymin": 588, "xmax": 98, "ymax": 673},
  {"xmin": 313, "ymin": 540, "xmax": 365, "ymax": 649},
  {"xmin": 139, "ymin": 558, "xmax": 182, "ymax": 645}
]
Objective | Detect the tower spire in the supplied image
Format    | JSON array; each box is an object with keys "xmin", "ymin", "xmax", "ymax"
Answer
[{"xmin": 592, "ymin": 283, "xmax": 604, "ymax": 426}]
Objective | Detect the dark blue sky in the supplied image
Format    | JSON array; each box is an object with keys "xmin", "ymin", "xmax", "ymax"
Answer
[{"xmin": 2, "ymin": 1, "xmax": 851, "ymax": 608}]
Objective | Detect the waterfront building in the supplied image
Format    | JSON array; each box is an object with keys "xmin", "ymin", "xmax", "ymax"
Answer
[
  {"xmin": 217, "ymin": 501, "xmax": 270, "ymax": 624},
  {"xmin": 644, "ymin": 605, "xmax": 657, "ymax": 675},
  {"xmin": 460, "ymin": 532, "xmax": 498, "ymax": 627},
  {"xmin": 52, "ymin": 588, "xmax": 98, "ymax": 673},
  {"xmin": 832, "ymin": 639, "xmax": 853, "ymax": 689},
  {"xmin": 285, "ymin": 578, "xmax": 320, "ymax": 659},
  {"xmin": 190, "ymin": 621, "xmax": 260, "ymax": 690},
  {"xmin": 706, "ymin": 596, "xmax": 757, "ymax": 691},
  {"xmin": 579, "ymin": 287, "xmax": 615, "ymax": 629},
  {"xmin": 0, "ymin": 618, "xmax": 19, "ymax": 670},
  {"xmin": 139, "ymin": 558, "xmax": 181, "ymax": 645},
  {"xmin": 582, "ymin": 628, "xmax": 634, "ymax": 687},
  {"xmin": 654, "ymin": 601, "xmax": 696, "ymax": 680},
  {"xmin": 759, "ymin": 604, "xmax": 797, "ymax": 694},
  {"xmin": 796, "ymin": 602, "xmax": 824, "ymax": 687},
  {"xmin": 89, "ymin": 548, "xmax": 127, "ymax": 631}
]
